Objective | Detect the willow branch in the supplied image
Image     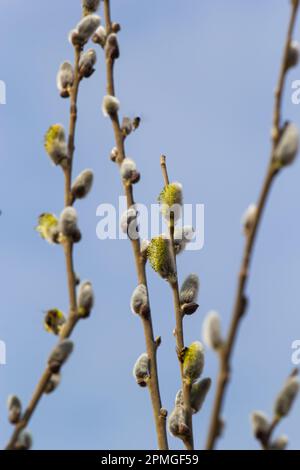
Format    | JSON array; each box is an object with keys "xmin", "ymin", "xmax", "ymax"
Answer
[
  {"xmin": 160, "ymin": 155, "xmax": 194, "ymax": 451},
  {"xmin": 100, "ymin": 0, "xmax": 168, "ymax": 450},
  {"xmin": 206, "ymin": 0, "xmax": 299, "ymax": 450},
  {"xmin": 5, "ymin": 37, "xmax": 83, "ymax": 452}
]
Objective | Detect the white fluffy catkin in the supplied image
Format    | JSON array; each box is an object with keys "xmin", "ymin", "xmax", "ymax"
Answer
[
  {"xmin": 202, "ymin": 310, "xmax": 223, "ymax": 350},
  {"xmin": 179, "ymin": 274, "xmax": 199, "ymax": 304},
  {"xmin": 273, "ymin": 123, "xmax": 299, "ymax": 167},
  {"xmin": 56, "ymin": 62, "xmax": 74, "ymax": 95},
  {"xmin": 130, "ymin": 284, "xmax": 149, "ymax": 315},
  {"xmin": 133, "ymin": 353, "xmax": 150, "ymax": 387},
  {"xmin": 250, "ymin": 411, "xmax": 269, "ymax": 437},
  {"xmin": 102, "ymin": 95, "xmax": 120, "ymax": 117},
  {"xmin": 78, "ymin": 281, "xmax": 94, "ymax": 317},
  {"xmin": 71, "ymin": 169, "xmax": 94, "ymax": 199},
  {"xmin": 274, "ymin": 376, "xmax": 300, "ymax": 417}
]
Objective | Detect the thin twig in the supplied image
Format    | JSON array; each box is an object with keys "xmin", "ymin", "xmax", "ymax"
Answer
[
  {"xmin": 160, "ymin": 155, "xmax": 194, "ymax": 451},
  {"xmin": 100, "ymin": 0, "xmax": 168, "ymax": 450},
  {"xmin": 205, "ymin": 0, "xmax": 299, "ymax": 450},
  {"xmin": 5, "ymin": 35, "xmax": 83, "ymax": 452}
]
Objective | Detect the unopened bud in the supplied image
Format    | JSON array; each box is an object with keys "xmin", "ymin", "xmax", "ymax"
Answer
[
  {"xmin": 202, "ymin": 311, "xmax": 223, "ymax": 350},
  {"xmin": 273, "ymin": 123, "xmax": 299, "ymax": 167},
  {"xmin": 274, "ymin": 376, "xmax": 300, "ymax": 417},
  {"xmin": 183, "ymin": 341, "xmax": 205, "ymax": 384},
  {"xmin": 242, "ymin": 204, "xmax": 257, "ymax": 236},
  {"xmin": 48, "ymin": 339, "xmax": 74, "ymax": 373},
  {"xmin": 286, "ymin": 41, "xmax": 299, "ymax": 69},
  {"xmin": 121, "ymin": 117, "xmax": 133, "ymax": 137},
  {"xmin": 111, "ymin": 22, "xmax": 121, "ymax": 33},
  {"xmin": 110, "ymin": 146, "xmax": 118, "ymax": 162},
  {"xmin": 56, "ymin": 62, "xmax": 74, "ymax": 98},
  {"xmin": 71, "ymin": 169, "xmax": 94, "ymax": 199},
  {"xmin": 78, "ymin": 281, "xmax": 94, "ymax": 318},
  {"xmin": 133, "ymin": 353, "xmax": 150, "ymax": 387}
]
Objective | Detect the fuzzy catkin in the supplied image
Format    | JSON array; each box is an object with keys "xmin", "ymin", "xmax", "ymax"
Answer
[
  {"xmin": 48, "ymin": 340, "xmax": 74, "ymax": 373},
  {"xmin": 71, "ymin": 169, "xmax": 94, "ymax": 199},
  {"xmin": 180, "ymin": 274, "xmax": 199, "ymax": 304},
  {"xmin": 102, "ymin": 95, "xmax": 120, "ymax": 117},
  {"xmin": 130, "ymin": 284, "xmax": 149, "ymax": 315},
  {"xmin": 274, "ymin": 376, "xmax": 300, "ymax": 417},
  {"xmin": 250, "ymin": 411, "xmax": 270, "ymax": 438},
  {"xmin": 273, "ymin": 123, "xmax": 299, "ymax": 167},
  {"xmin": 202, "ymin": 311, "xmax": 223, "ymax": 350},
  {"xmin": 183, "ymin": 341, "xmax": 205, "ymax": 384},
  {"xmin": 133, "ymin": 353, "xmax": 150, "ymax": 387},
  {"xmin": 78, "ymin": 281, "xmax": 94, "ymax": 318}
]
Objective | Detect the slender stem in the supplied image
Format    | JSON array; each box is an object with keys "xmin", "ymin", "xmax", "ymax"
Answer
[
  {"xmin": 160, "ymin": 155, "xmax": 194, "ymax": 451},
  {"xmin": 5, "ymin": 39, "xmax": 83, "ymax": 451},
  {"xmin": 206, "ymin": 1, "xmax": 299, "ymax": 450},
  {"xmin": 101, "ymin": 0, "xmax": 168, "ymax": 450}
]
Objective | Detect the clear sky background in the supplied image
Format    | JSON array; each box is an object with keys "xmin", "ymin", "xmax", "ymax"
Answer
[{"xmin": 1, "ymin": 0, "xmax": 300, "ymax": 450}]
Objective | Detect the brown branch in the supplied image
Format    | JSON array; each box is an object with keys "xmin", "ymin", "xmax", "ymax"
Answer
[
  {"xmin": 160, "ymin": 155, "xmax": 194, "ymax": 451},
  {"xmin": 5, "ymin": 30, "xmax": 84, "ymax": 452},
  {"xmin": 205, "ymin": 0, "xmax": 299, "ymax": 450},
  {"xmin": 100, "ymin": 0, "xmax": 169, "ymax": 450}
]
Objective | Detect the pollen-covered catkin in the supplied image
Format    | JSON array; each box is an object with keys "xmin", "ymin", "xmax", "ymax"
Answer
[
  {"xmin": 44, "ymin": 309, "xmax": 66, "ymax": 335},
  {"xmin": 79, "ymin": 49, "xmax": 97, "ymax": 78},
  {"xmin": 159, "ymin": 182, "xmax": 183, "ymax": 222},
  {"xmin": 202, "ymin": 310, "xmax": 223, "ymax": 350},
  {"xmin": 71, "ymin": 169, "xmax": 94, "ymax": 199},
  {"xmin": 48, "ymin": 340, "xmax": 74, "ymax": 373},
  {"xmin": 133, "ymin": 353, "xmax": 150, "ymax": 387},
  {"xmin": 147, "ymin": 236, "xmax": 176, "ymax": 282},
  {"xmin": 183, "ymin": 341, "xmax": 205, "ymax": 384},
  {"xmin": 44, "ymin": 124, "xmax": 68, "ymax": 166},
  {"xmin": 56, "ymin": 62, "xmax": 74, "ymax": 97},
  {"xmin": 274, "ymin": 376, "xmax": 300, "ymax": 417},
  {"xmin": 7, "ymin": 395, "xmax": 22, "ymax": 424},
  {"xmin": 130, "ymin": 284, "xmax": 149, "ymax": 316},
  {"xmin": 250, "ymin": 411, "xmax": 270, "ymax": 438},
  {"xmin": 36, "ymin": 213, "xmax": 60, "ymax": 244},
  {"xmin": 102, "ymin": 95, "xmax": 120, "ymax": 117},
  {"xmin": 59, "ymin": 207, "xmax": 81, "ymax": 242},
  {"xmin": 273, "ymin": 123, "xmax": 299, "ymax": 167},
  {"xmin": 78, "ymin": 281, "xmax": 94, "ymax": 318}
]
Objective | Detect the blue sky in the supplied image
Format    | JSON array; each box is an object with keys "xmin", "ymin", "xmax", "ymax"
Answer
[{"xmin": 1, "ymin": 0, "xmax": 300, "ymax": 450}]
